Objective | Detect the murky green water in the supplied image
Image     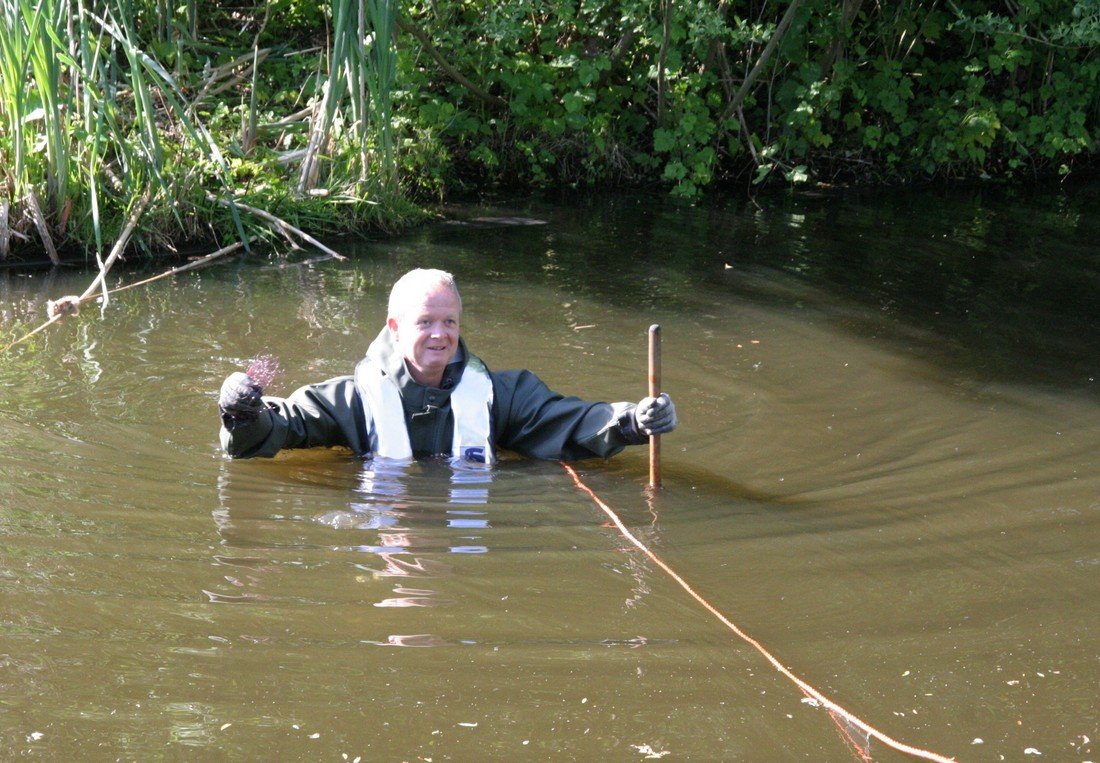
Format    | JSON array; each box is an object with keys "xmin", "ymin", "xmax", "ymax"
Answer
[{"xmin": 1, "ymin": 188, "xmax": 1097, "ymax": 760}]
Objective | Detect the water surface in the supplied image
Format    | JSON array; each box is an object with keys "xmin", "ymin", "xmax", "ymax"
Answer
[{"xmin": 1, "ymin": 188, "xmax": 1097, "ymax": 760}]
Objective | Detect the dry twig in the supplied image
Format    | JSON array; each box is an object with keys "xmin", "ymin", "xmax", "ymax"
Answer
[
  {"xmin": 26, "ymin": 189, "xmax": 60, "ymax": 266},
  {"xmin": 79, "ymin": 187, "xmax": 153, "ymax": 308},
  {"xmin": 208, "ymin": 194, "xmax": 347, "ymax": 261},
  {"xmin": 2, "ymin": 236, "xmax": 251, "ymax": 355},
  {"xmin": 0, "ymin": 200, "xmax": 10, "ymax": 260}
]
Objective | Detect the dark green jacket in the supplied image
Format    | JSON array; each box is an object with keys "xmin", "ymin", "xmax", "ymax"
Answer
[{"xmin": 220, "ymin": 331, "xmax": 646, "ymax": 461}]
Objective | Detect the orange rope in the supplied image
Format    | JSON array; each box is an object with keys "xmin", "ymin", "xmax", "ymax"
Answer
[{"xmin": 562, "ymin": 462, "xmax": 955, "ymax": 763}]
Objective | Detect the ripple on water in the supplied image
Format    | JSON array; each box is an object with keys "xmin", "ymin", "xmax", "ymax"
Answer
[{"xmin": 0, "ymin": 197, "xmax": 1097, "ymax": 761}]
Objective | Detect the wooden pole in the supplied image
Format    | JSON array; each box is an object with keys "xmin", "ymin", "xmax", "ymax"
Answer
[{"xmin": 648, "ymin": 324, "xmax": 662, "ymax": 490}]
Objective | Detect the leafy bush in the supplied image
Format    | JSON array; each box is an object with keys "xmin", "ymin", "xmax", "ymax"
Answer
[{"xmin": 396, "ymin": 0, "xmax": 1100, "ymax": 193}]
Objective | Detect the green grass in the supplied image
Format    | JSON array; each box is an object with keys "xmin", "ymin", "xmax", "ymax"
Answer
[{"xmin": 0, "ymin": 0, "xmax": 408, "ymax": 265}]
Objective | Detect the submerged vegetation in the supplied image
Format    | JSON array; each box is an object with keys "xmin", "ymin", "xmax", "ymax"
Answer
[{"xmin": 0, "ymin": 0, "xmax": 1098, "ymax": 264}]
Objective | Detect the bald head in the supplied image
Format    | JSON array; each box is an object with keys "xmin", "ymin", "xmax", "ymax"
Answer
[{"xmin": 388, "ymin": 268, "xmax": 462, "ymax": 321}]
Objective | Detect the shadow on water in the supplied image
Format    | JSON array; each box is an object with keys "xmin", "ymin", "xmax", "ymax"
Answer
[{"xmin": 423, "ymin": 183, "xmax": 1098, "ymax": 392}]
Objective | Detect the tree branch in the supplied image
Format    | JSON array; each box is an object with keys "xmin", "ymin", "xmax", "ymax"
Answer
[
  {"xmin": 397, "ymin": 18, "xmax": 506, "ymax": 110},
  {"xmin": 596, "ymin": 26, "xmax": 637, "ymax": 89},
  {"xmin": 721, "ymin": 0, "xmax": 804, "ymax": 125},
  {"xmin": 658, "ymin": 0, "xmax": 671, "ymax": 122},
  {"xmin": 820, "ymin": 0, "xmax": 864, "ymax": 76}
]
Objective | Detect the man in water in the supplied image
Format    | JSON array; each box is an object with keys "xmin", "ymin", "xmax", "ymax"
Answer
[{"xmin": 218, "ymin": 268, "xmax": 677, "ymax": 462}]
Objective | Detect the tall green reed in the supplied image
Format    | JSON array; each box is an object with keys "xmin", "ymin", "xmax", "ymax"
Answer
[
  {"xmin": 0, "ymin": 0, "xmax": 242, "ymax": 261},
  {"xmin": 298, "ymin": 0, "xmax": 399, "ymax": 195},
  {"xmin": 364, "ymin": 0, "xmax": 397, "ymax": 185},
  {"xmin": 0, "ymin": 0, "xmax": 406, "ymax": 263},
  {"xmin": 0, "ymin": 1, "xmax": 35, "ymax": 203}
]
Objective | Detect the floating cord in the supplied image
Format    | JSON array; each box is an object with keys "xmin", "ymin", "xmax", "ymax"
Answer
[{"xmin": 561, "ymin": 462, "xmax": 955, "ymax": 763}]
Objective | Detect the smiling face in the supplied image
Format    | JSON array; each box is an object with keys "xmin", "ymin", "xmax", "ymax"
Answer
[{"xmin": 387, "ymin": 283, "xmax": 461, "ymax": 387}]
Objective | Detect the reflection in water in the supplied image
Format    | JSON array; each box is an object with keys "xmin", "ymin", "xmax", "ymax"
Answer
[
  {"xmin": 212, "ymin": 457, "xmax": 495, "ymax": 550},
  {"xmin": 212, "ymin": 456, "xmax": 518, "ymax": 643},
  {"xmin": 336, "ymin": 457, "xmax": 494, "ymax": 556},
  {"xmin": 166, "ymin": 701, "xmax": 217, "ymax": 748},
  {"xmin": 358, "ymin": 554, "xmax": 451, "ymax": 579},
  {"xmin": 373, "ymin": 587, "xmax": 452, "ymax": 608},
  {"xmin": 361, "ymin": 633, "xmax": 449, "ymax": 648}
]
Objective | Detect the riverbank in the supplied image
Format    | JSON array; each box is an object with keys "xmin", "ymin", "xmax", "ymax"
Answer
[{"xmin": 2, "ymin": 1, "xmax": 1097, "ymax": 267}]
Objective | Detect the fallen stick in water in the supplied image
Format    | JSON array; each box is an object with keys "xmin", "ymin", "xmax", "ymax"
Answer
[
  {"xmin": 84, "ymin": 239, "xmax": 253, "ymax": 302},
  {"xmin": 4, "ymin": 189, "xmax": 344, "ymax": 354},
  {"xmin": 79, "ymin": 187, "xmax": 153, "ymax": 310},
  {"xmin": 1, "ymin": 238, "xmax": 251, "ymax": 354},
  {"xmin": 207, "ymin": 194, "xmax": 347, "ymax": 261}
]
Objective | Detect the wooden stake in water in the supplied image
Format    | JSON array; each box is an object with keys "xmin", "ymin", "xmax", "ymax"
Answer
[{"xmin": 648, "ymin": 324, "xmax": 662, "ymax": 490}]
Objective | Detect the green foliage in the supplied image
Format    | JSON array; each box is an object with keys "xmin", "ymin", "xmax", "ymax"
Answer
[
  {"xmin": 394, "ymin": 0, "xmax": 1099, "ymax": 193},
  {"xmin": 3, "ymin": 0, "xmax": 1099, "ymax": 262},
  {"xmin": 761, "ymin": 0, "xmax": 1099, "ymax": 183}
]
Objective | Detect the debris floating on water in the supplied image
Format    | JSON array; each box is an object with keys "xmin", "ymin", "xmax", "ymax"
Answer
[
  {"xmin": 47, "ymin": 296, "xmax": 81, "ymax": 319},
  {"xmin": 632, "ymin": 743, "xmax": 671, "ymax": 758},
  {"xmin": 444, "ymin": 216, "xmax": 548, "ymax": 228}
]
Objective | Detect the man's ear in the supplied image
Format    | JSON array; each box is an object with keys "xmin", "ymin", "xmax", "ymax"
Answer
[{"xmin": 387, "ymin": 317, "xmax": 399, "ymax": 335}]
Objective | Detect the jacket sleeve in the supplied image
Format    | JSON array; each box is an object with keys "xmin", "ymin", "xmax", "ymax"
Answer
[
  {"xmin": 220, "ymin": 376, "xmax": 367, "ymax": 458},
  {"xmin": 491, "ymin": 370, "xmax": 647, "ymax": 461}
]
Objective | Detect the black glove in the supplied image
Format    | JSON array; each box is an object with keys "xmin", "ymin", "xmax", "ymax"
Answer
[
  {"xmin": 219, "ymin": 372, "xmax": 264, "ymax": 429},
  {"xmin": 634, "ymin": 393, "xmax": 677, "ymax": 436}
]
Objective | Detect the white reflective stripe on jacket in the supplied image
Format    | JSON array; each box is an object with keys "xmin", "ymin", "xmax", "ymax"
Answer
[{"xmin": 353, "ymin": 352, "xmax": 496, "ymax": 464}]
